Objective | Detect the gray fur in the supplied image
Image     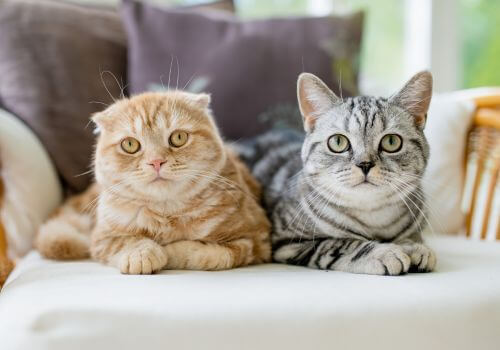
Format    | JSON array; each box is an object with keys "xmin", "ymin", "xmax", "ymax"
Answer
[{"xmin": 238, "ymin": 72, "xmax": 436, "ymax": 275}]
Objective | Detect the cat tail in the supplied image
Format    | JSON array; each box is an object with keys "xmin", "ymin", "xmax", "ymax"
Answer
[{"xmin": 36, "ymin": 183, "xmax": 99, "ymax": 260}]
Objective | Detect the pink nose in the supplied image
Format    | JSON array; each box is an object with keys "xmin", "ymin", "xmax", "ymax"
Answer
[{"xmin": 148, "ymin": 159, "xmax": 166, "ymax": 172}]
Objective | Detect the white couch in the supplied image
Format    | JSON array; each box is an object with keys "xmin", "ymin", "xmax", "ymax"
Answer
[{"xmin": 1, "ymin": 235, "xmax": 500, "ymax": 350}]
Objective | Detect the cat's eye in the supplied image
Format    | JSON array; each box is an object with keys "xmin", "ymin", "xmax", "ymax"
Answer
[
  {"xmin": 327, "ymin": 134, "xmax": 350, "ymax": 153},
  {"xmin": 380, "ymin": 134, "xmax": 402, "ymax": 153},
  {"xmin": 120, "ymin": 137, "xmax": 141, "ymax": 154},
  {"xmin": 169, "ymin": 131, "xmax": 189, "ymax": 147}
]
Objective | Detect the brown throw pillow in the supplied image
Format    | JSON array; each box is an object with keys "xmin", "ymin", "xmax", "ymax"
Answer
[
  {"xmin": 121, "ymin": 0, "xmax": 363, "ymax": 139},
  {"xmin": 0, "ymin": 0, "xmax": 234, "ymax": 194}
]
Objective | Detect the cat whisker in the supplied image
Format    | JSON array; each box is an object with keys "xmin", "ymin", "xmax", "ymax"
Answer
[
  {"xmin": 100, "ymin": 70, "xmax": 126, "ymax": 103},
  {"xmin": 167, "ymin": 54, "xmax": 174, "ymax": 90},
  {"xmin": 175, "ymin": 169, "xmax": 255, "ymax": 201},
  {"xmin": 74, "ymin": 169, "xmax": 94, "ymax": 178},
  {"xmin": 179, "ymin": 172, "xmax": 241, "ymax": 205},
  {"xmin": 385, "ymin": 180, "xmax": 424, "ymax": 234},
  {"xmin": 175, "ymin": 56, "xmax": 180, "ymax": 91},
  {"xmin": 389, "ymin": 176, "xmax": 443, "ymax": 234},
  {"xmin": 387, "ymin": 180, "xmax": 436, "ymax": 235},
  {"xmin": 89, "ymin": 101, "xmax": 110, "ymax": 107}
]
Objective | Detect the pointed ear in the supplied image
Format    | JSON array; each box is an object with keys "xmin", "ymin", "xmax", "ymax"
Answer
[
  {"xmin": 297, "ymin": 73, "xmax": 339, "ymax": 132},
  {"xmin": 390, "ymin": 71, "xmax": 433, "ymax": 129}
]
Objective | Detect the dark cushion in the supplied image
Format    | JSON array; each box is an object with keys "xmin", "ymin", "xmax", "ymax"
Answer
[
  {"xmin": 122, "ymin": 0, "xmax": 363, "ymax": 139},
  {"xmin": 0, "ymin": 0, "xmax": 234, "ymax": 194}
]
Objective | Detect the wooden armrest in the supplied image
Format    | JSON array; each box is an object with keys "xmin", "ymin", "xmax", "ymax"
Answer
[
  {"xmin": 474, "ymin": 108, "xmax": 500, "ymax": 130},
  {"xmin": 474, "ymin": 95, "xmax": 500, "ymax": 109},
  {"xmin": 454, "ymin": 87, "xmax": 500, "ymax": 108}
]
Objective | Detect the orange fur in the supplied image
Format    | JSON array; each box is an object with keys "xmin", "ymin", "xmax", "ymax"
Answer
[
  {"xmin": 37, "ymin": 91, "xmax": 271, "ymax": 274},
  {"xmin": 36, "ymin": 184, "xmax": 98, "ymax": 260},
  {"xmin": 0, "ymin": 172, "xmax": 14, "ymax": 287}
]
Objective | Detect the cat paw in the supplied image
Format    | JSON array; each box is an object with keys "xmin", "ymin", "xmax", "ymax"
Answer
[
  {"xmin": 405, "ymin": 244, "xmax": 436, "ymax": 272},
  {"xmin": 363, "ymin": 244, "xmax": 411, "ymax": 276},
  {"xmin": 118, "ymin": 240, "xmax": 167, "ymax": 275}
]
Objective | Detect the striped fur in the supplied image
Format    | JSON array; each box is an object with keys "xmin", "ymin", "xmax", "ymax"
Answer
[{"xmin": 237, "ymin": 72, "xmax": 436, "ymax": 275}]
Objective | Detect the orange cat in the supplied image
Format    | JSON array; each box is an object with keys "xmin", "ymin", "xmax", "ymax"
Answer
[{"xmin": 36, "ymin": 91, "xmax": 271, "ymax": 274}]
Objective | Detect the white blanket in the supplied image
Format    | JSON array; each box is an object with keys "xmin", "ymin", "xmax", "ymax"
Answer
[{"xmin": 1, "ymin": 235, "xmax": 500, "ymax": 350}]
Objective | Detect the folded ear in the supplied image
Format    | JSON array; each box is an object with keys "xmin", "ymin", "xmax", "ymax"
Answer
[
  {"xmin": 390, "ymin": 71, "xmax": 433, "ymax": 129},
  {"xmin": 297, "ymin": 73, "xmax": 339, "ymax": 132},
  {"xmin": 184, "ymin": 92, "xmax": 211, "ymax": 110},
  {"xmin": 193, "ymin": 93, "xmax": 211, "ymax": 109},
  {"xmin": 91, "ymin": 111, "xmax": 112, "ymax": 133}
]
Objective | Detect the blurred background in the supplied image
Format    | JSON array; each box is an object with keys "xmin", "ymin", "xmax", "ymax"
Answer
[{"xmin": 70, "ymin": 0, "xmax": 500, "ymax": 95}]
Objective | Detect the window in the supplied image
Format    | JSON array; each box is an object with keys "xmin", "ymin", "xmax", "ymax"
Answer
[{"xmin": 460, "ymin": 0, "xmax": 500, "ymax": 88}]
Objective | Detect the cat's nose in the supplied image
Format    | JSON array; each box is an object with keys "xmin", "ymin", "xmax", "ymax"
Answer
[
  {"xmin": 148, "ymin": 159, "xmax": 167, "ymax": 172},
  {"xmin": 356, "ymin": 161, "xmax": 375, "ymax": 175}
]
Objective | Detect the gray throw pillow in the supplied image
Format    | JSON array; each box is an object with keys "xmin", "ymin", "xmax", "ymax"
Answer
[{"xmin": 122, "ymin": 0, "xmax": 363, "ymax": 139}]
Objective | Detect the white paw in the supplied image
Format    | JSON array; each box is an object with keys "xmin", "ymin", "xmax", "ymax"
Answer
[
  {"xmin": 119, "ymin": 240, "xmax": 167, "ymax": 275},
  {"xmin": 406, "ymin": 244, "xmax": 436, "ymax": 272},
  {"xmin": 362, "ymin": 244, "xmax": 411, "ymax": 276}
]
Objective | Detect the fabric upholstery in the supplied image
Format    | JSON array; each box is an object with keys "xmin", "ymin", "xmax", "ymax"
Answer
[
  {"xmin": 423, "ymin": 93, "xmax": 475, "ymax": 234},
  {"xmin": 1, "ymin": 235, "xmax": 500, "ymax": 350},
  {"xmin": 122, "ymin": 0, "xmax": 363, "ymax": 139}
]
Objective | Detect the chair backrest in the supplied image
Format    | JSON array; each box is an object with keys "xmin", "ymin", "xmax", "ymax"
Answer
[{"xmin": 462, "ymin": 90, "xmax": 500, "ymax": 240}]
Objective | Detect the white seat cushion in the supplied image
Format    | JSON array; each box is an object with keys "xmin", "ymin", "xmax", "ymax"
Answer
[{"xmin": 1, "ymin": 235, "xmax": 499, "ymax": 350}]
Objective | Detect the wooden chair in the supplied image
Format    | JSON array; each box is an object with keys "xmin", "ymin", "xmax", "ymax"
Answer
[{"xmin": 462, "ymin": 89, "xmax": 500, "ymax": 240}]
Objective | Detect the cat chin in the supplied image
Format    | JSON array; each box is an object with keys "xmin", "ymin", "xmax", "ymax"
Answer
[{"xmin": 335, "ymin": 181, "xmax": 391, "ymax": 199}]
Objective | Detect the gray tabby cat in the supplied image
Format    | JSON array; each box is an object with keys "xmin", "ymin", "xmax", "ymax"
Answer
[{"xmin": 238, "ymin": 71, "xmax": 436, "ymax": 275}]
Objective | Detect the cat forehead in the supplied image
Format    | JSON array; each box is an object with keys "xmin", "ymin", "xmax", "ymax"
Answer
[
  {"xmin": 315, "ymin": 96, "xmax": 411, "ymax": 133},
  {"xmin": 111, "ymin": 98, "xmax": 207, "ymax": 133},
  {"xmin": 341, "ymin": 96, "xmax": 389, "ymax": 122}
]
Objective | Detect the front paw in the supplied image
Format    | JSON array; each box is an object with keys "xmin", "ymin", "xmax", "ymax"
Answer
[
  {"xmin": 362, "ymin": 244, "xmax": 411, "ymax": 276},
  {"xmin": 404, "ymin": 243, "xmax": 436, "ymax": 272},
  {"xmin": 119, "ymin": 240, "xmax": 167, "ymax": 275}
]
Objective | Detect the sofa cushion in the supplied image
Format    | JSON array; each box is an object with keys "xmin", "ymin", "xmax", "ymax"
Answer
[
  {"xmin": 423, "ymin": 93, "xmax": 475, "ymax": 234},
  {"xmin": 1, "ymin": 235, "xmax": 500, "ymax": 350},
  {"xmin": 122, "ymin": 0, "xmax": 363, "ymax": 139}
]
